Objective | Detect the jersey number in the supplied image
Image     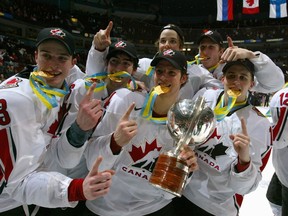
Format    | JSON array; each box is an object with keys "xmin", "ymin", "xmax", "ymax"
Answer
[
  {"xmin": 279, "ymin": 92, "xmax": 288, "ymax": 106},
  {"xmin": 0, "ymin": 99, "xmax": 11, "ymax": 126}
]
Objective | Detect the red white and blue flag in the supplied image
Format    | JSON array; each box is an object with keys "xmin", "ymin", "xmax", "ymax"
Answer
[
  {"xmin": 217, "ymin": 0, "xmax": 234, "ymax": 21},
  {"xmin": 269, "ymin": 0, "xmax": 287, "ymax": 18},
  {"xmin": 243, "ymin": 0, "xmax": 260, "ymax": 14}
]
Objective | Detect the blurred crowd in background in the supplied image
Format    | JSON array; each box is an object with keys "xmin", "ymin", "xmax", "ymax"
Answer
[{"xmin": 0, "ymin": 0, "xmax": 287, "ymax": 107}]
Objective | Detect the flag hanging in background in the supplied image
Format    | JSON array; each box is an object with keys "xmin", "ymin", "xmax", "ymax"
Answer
[
  {"xmin": 243, "ymin": 0, "xmax": 260, "ymax": 14},
  {"xmin": 217, "ymin": 0, "xmax": 234, "ymax": 21},
  {"xmin": 269, "ymin": 0, "xmax": 287, "ymax": 18}
]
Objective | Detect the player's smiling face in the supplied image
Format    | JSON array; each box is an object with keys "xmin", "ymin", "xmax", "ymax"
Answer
[
  {"xmin": 35, "ymin": 40, "xmax": 75, "ymax": 89},
  {"xmin": 158, "ymin": 29, "xmax": 181, "ymax": 52},
  {"xmin": 154, "ymin": 60, "xmax": 187, "ymax": 97},
  {"xmin": 106, "ymin": 53, "xmax": 135, "ymax": 89},
  {"xmin": 198, "ymin": 38, "xmax": 223, "ymax": 69}
]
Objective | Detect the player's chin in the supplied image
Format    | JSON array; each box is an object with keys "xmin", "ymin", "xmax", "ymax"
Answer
[{"xmin": 45, "ymin": 76, "xmax": 65, "ymax": 89}]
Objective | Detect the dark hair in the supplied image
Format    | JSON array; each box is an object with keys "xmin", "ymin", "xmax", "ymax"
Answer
[
  {"xmin": 155, "ymin": 24, "xmax": 185, "ymax": 49},
  {"xmin": 106, "ymin": 51, "xmax": 138, "ymax": 69}
]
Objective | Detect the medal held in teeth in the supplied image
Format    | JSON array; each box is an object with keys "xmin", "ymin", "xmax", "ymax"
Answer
[
  {"xmin": 32, "ymin": 71, "xmax": 54, "ymax": 78},
  {"xmin": 153, "ymin": 85, "xmax": 170, "ymax": 95},
  {"xmin": 227, "ymin": 89, "xmax": 241, "ymax": 97}
]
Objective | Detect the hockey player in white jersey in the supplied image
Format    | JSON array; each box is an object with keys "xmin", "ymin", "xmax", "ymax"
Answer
[
  {"xmin": 173, "ymin": 58, "xmax": 272, "ymax": 215},
  {"xmin": 84, "ymin": 49, "xmax": 198, "ymax": 216},
  {"xmin": 0, "ymin": 27, "xmax": 114, "ymax": 215},
  {"xmin": 85, "ymin": 21, "xmax": 223, "ymax": 100},
  {"xmin": 267, "ymin": 78, "xmax": 288, "ymax": 216},
  {"xmin": 197, "ymin": 30, "xmax": 284, "ymax": 93},
  {"xmin": 39, "ymin": 40, "xmax": 140, "ymax": 215}
]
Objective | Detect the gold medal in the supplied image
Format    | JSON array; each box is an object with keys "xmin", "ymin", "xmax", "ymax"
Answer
[
  {"xmin": 108, "ymin": 75, "xmax": 123, "ymax": 82},
  {"xmin": 32, "ymin": 71, "xmax": 54, "ymax": 78},
  {"xmin": 227, "ymin": 89, "xmax": 241, "ymax": 97},
  {"xmin": 154, "ymin": 85, "xmax": 170, "ymax": 94}
]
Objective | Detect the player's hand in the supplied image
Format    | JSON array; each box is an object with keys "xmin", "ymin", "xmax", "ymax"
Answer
[
  {"xmin": 76, "ymin": 83, "xmax": 103, "ymax": 131},
  {"xmin": 93, "ymin": 21, "xmax": 113, "ymax": 51},
  {"xmin": 229, "ymin": 117, "xmax": 251, "ymax": 164},
  {"xmin": 83, "ymin": 156, "xmax": 115, "ymax": 200},
  {"xmin": 113, "ymin": 103, "xmax": 138, "ymax": 147},
  {"xmin": 179, "ymin": 145, "xmax": 198, "ymax": 173},
  {"xmin": 221, "ymin": 36, "xmax": 255, "ymax": 62}
]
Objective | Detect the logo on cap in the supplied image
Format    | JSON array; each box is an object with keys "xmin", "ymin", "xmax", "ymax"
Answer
[
  {"xmin": 115, "ymin": 41, "xmax": 127, "ymax": 48},
  {"xmin": 50, "ymin": 29, "xmax": 66, "ymax": 39},
  {"xmin": 204, "ymin": 30, "xmax": 213, "ymax": 36},
  {"xmin": 163, "ymin": 49, "xmax": 175, "ymax": 57}
]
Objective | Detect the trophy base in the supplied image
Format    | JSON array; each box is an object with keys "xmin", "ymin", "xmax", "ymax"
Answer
[{"xmin": 149, "ymin": 152, "xmax": 189, "ymax": 197}]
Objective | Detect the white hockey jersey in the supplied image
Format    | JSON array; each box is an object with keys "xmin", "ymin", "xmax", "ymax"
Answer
[
  {"xmin": 84, "ymin": 88, "xmax": 180, "ymax": 216},
  {"xmin": 269, "ymin": 87, "xmax": 288, "ymax": 188},
  {"xmin": 203, "ymin": 51, "xmax": 284, "ymax": 93},
  {"xmin": 0, "ymin": 75, "xmax": 81, "ymax": 212},
  {"xmin": 183, "ymin": 89, "xmax": 272, "ymax": 216},
  {"xmin": 43, "ymin": 77, "xmax": 109, "ymax": 178}
]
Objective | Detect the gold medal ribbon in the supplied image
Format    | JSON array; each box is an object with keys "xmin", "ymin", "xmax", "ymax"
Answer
[
  {"xmin": 85, "ymin": 71, "xmax": 137, "ymax": 91},
  {"xmin": 30, "ymin": 72, "xmax": 69, "ymax": 109},
  {"xmin": 214, "ymin": 91, "xmax": 247, "ymax": 121},
  {"xmin": 208, "ymin": 63, "xmax": 219, "ymax": 73},
  {"xmin": 145, "ymin": 66, "xmax": 155, "ymax": 78},
  {"xmin": 140, "ymin": 86, "xmax": 169, "ymax": 124},
  {"xmin": 84, "ymin": 72, "xmax": 107, "ymax": 92}
]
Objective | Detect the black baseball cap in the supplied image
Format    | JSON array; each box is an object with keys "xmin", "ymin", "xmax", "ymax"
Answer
[
  {"xmin": 107, "ymin": 40, "xmax": 138, "ymax": 63},
  {"xmin": 160, "ymin": 24, "xmax": 185, "ymax": 43},
  {"xmin": 36, "ymin": 27, "xmax": 75, "ymax": 55},
  {"xmin": 151, "ymin": 49, "xmax": 187, "ymax": 72},
  {"xmin": 197, "ymin": 30, "xmax": 223, "ymax": 46},
  {"xmin": 223, "ymin": 59, "xmax": 255, "ymax": 75}
]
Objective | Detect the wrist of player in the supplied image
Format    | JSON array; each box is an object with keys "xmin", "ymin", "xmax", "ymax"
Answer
[{"xmin": 68, "ymin": 179, "xmax": 86, "ymax": 201}]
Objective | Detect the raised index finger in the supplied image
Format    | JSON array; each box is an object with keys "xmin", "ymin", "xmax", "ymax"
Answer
[
  {"xmin": 88, "ymin": 156, "xmax": 103, "ymax": 177},
  {"xmin": 240, "ymin": 117, "xmax": 248, "ymax": 136},
  {"xmin": 105, "ymin": 21, "xmax": 113, "ymax": 37},
  {"xmin": 227, "ymin": 36, "xmax": 234, "ymax": 48},
  {"xmin": 121, "ymin": 102, "xmax": 135, "ymax": 121},
  {"xmin": 84, "ymin": 82, "xmax": 97, "ymax": 102}
]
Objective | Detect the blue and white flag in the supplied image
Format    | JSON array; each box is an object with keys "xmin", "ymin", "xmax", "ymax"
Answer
[
  {"xmin": 217, "ymin": 0, "xmax": 234, "ymax": 21},
  {"xmin": 269, "ymin": 0, "xmax": 287, "ymax": 18}
]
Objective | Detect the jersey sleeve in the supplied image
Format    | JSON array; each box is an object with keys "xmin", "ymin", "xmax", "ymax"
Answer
[
  {"xmin": 85, "ymin": 89, "xmax": 142, "ymax": 172},
  {"xmin": 0, "ymin": 91, "xmax": 76, "ymax": 208},
  {"xmin": 270, "ymin": 88, "xmax": 288, "ymax": 149},
  {"xmin": 251, "ymin": 52, "xmax": 284, "ymax": 93},
  {"xmin": 85, "ymin": 43, "xmax": 108, "ymax": 76}
]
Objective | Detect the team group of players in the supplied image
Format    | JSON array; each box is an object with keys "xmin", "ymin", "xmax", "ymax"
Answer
[{"xmin": 0, "ymin": 21, "xmax": 287, "ymax": 216}]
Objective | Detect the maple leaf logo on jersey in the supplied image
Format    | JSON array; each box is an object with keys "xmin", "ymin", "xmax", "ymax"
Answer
[
  {"xmin": 50, "ymin": 28, "xmax": 66, "ymax": 38},
  {"xmin": 0, "ymin": 77, "xmax": 22, "ymax": 89},
  {"xmin": 246, "ymin": 0, "xmax": 254, "ymax": 6},
  {"xmin": 198, "ymin": 143, "xmax": 229, "ymax": 160},
  {"xmin": 197, "ymin": 127, "xmax": 228, "ymax": 160},
  {"xmin": 129, "ymin": 140, "xmax": 162, "ymax": 172}
]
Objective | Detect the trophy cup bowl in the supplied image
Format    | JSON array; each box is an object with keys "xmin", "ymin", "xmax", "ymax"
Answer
[{"xmin": 149, "ymin": 97, "xmax": 215, "ymax": 197}]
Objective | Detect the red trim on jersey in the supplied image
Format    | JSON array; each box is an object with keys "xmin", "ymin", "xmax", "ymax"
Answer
[
  {"xmin": 0, "ymin": 128, "xmax": 15, "ymax": 194},
  {"xmin": 68, "ymin": 179, "xmax": 86, "ymax": 201},
  {"xmin": 234, "ymin": 145, "xmax": 272, "ymax": 208},
  {"xmin": 272, "ymin": 107, "xmax": 288, "ymax": 142},
  {"xmin": 110, "ymin": 133, "xmax": 122, "ymax": 155},
  {"xmin": 235, "ymin": 159, "xmax": 250, "ymax": 173}
]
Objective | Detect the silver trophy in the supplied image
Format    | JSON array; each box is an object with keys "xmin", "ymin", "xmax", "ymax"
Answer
[{"xmin": 149, "ymin": 97, "xmax": 215, "ymax": 196}]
